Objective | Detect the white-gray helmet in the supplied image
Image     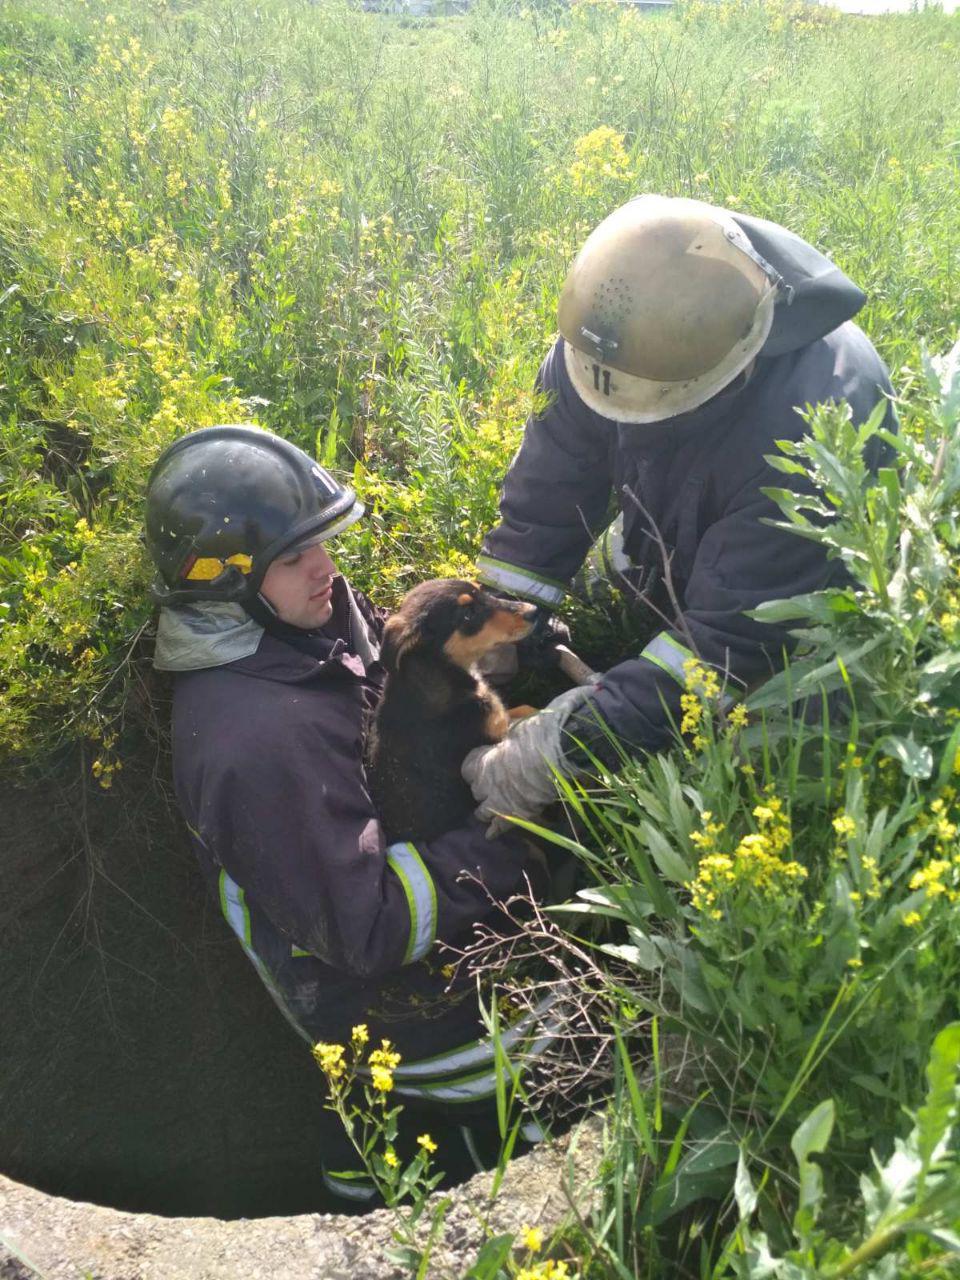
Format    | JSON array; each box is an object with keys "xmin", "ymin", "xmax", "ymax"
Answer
[{"xmin": 558, "ymin": 195, "xmax": 787, "ymax": 423}]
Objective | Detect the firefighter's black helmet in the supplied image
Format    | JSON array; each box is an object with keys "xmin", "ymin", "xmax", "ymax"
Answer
[{"xmin": 145, "ymin": 425, "xmax": 363, "ymax": 606}]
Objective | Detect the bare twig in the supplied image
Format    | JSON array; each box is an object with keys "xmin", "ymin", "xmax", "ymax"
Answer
[
  {"xmin": 445, "ymin": 874, "xmax": 700, "ymax": 1116},
  {"xmin": 620, "ymin": 483, "xmax": 701, "ymax": 658}
]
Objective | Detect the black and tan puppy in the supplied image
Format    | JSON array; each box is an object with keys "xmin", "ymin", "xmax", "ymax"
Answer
[{"xmin": 368, "ymin": 579, "xmax": 537, "ymax": 842}]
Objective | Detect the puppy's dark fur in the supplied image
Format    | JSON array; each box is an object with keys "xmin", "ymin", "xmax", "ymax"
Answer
[{"xmin": 367, "ymin": 579, "xmax": 536, "ymax": 842}]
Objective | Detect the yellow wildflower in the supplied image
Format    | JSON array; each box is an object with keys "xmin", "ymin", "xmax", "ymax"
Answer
[
  {"xmin": 568, "ymin": 125, "xmax": 631, "ymax": 195},
  {"xmin": 369, "ymin": 1039, "xmax": 402, "ymax": 1070},
  {"xmin": 680, "ymin": 691, "xmax": 702, "ymax": 736},
  {"xmin": 688, "ymin": 793, "xmax": 805, "ymax": 913},
  {"xmin": 909, "ymin": 860, "xmax": 952, "ymax": 899},
  {"xmin": 833, "ymin": 813, "xmax": 856, "ymax": 838},
  {"xmin": 351, "ymin": 1023, "xmax": 369, "ymax": 1046},
  {"xmin": 370, "ymin": 1066, "xmax": 394, "ymax": 1093},
  {"xmin": 312, "ymin": 1042, "xmax": 347, "ymax": 1080},
  {"xmin": 727, "ymin": 703, "xmax": 749, "ymax": 730},
  {"xmin": 517, "ymin": 1262, "xmax": 570, "ymax": 1280},
  {"xmin": 902, "ymin": 911, "xmax": 922, "ymax": 927},
  {"xmin": 522, "ymin": 1225, "xmax": 544, "ymax": 1252},
  {"xmin": 417, "ymin": 1133, "xmax": 438, "ymax": 1154},
  {"xmin": 384, "ymin": 1149, "xmax": 399, "ymax": 1169}
]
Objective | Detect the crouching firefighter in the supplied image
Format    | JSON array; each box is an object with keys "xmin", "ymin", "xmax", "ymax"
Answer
[
  {"xmin": 145, "ymin": 426, "xmax": 552, "ymax": 1207},
  {"xmin": 465, "ymin": 194, "xmax": 898, "ymax": 823}
]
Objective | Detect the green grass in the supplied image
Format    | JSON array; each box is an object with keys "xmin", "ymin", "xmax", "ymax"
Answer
[
  {"xmin": 1, "ymin": 3, "xmax": 959, "ymax": 1271},
  {"xmin": 0, "ymin": 0, "xmax": 958, "ymax": 761}
]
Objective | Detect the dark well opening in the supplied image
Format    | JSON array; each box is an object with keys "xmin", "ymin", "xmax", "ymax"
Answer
[{"xmin": 1, "ymin": 740, "xmax": 346, "ymax": 1220}]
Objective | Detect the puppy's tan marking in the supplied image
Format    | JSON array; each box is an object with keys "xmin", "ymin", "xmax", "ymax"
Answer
[
  {"xmin": 476, "ymin": 676, "xmax": 510, "ymax": 740},
  {"xmin": 508, "ymin": 705, "xmax": 537, "ymax": 720},
  {"xmin": 382, "ymin": 613, "xmax": 420, "ymax": 670}
]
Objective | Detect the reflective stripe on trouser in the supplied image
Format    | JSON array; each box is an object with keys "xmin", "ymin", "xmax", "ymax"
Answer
[
  {"xmin": 640, "ymin": 632, "xmax": 697, "ymax": 686},
  {"xmin": 475, "ymin": 554, "xmax": 567, "ymax": 608},
  {"xmin": 385, "ymin": 842, "xmax": 437, "ymax": 964},
  {"xmin": 358, "ymin": 998, "xmax": 562, "ymax": 1103},
  {"xmin": 218, "ymin": 869, "xmax": 313, "ymax": 1043},
  {"xmin": 322, "ymin": 1169, "xmax": 378, "ymax": 1204}
]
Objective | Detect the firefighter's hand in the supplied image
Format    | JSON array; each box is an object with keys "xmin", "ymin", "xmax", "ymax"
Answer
[
  {"xmin": 475, "ymin": 605, "xmax": 571, "ymax": 687},
  {"xmin": 462, "ymin": 685, "xmax": 594, "ymax": 837},
  {"xmin": 515, "ymin": 609, "xmax": 572, "ymax": 672}
]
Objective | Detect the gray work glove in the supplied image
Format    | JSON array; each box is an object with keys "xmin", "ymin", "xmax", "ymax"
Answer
[
  {"xmin": 461, "ymin": 684, "xmax": 596, "ymax": 836},
  {"xmin": 476, "ymin": 640, "xmax": 520, "ymax": 686}
]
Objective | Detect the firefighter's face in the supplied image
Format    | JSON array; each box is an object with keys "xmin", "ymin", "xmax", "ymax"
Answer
[{"xmin": 260, "ymin": 542, "xmax": 337, "ymax": 630}]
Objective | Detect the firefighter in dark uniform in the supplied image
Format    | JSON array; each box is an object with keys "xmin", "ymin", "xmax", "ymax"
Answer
[
  {"xmin": 464, "ymin": 195, "xmax": 897, "ymax": 823},
  {"xmin": 144, "ymin": 427, "xmax": 549, "ymax": 1206}
]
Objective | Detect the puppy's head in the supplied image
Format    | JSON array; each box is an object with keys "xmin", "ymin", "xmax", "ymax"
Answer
[{"xmin": 381, "ymin": 579, "xmax": 537, "ymax": 673}]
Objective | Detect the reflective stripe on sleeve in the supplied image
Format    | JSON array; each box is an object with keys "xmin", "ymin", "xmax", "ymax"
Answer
[
  {"xmin": 475, "ymin": 554, "xmax": 567, "ymax": 607},
  {"xmin": 385, "ymin": 842, "xmax": 437, "ymax": 964},
  {"xmin": 640, "ymin": 632, "xmax": 697, "ymax": 687},
  {"xmin": 218, "ymin": 869, "xmax": 312, "ymax": 1043}
]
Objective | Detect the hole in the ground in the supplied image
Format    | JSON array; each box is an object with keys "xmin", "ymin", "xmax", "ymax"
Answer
[{"xmin": 1, "ymin": 746, "xmax": 351, "ymax": 1220}]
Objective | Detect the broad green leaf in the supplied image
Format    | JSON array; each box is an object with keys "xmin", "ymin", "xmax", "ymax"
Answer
[
  {"xmin": 735, "ymin": 1150, "xmax": 759, "ymax": 1222},
  {"xmin": 766, "ymin": 454, "xmax": 811, "ymax": 477},
  {"xmin": 875, "ymin": 1137, "xmax": 922, "ymax": 1218},
  {"xmin": 463, "ymin": 1233, "xmax": 515, "ymax": 1279},
  {"xmin": 923, "ymin": 338, "xmax": 960, "ymax": 425},
  {"xmin": 599, "ymin": 940, "xmax": 663, "ymax": 972},
  {"xmin": 909, "ymin": 1224, "xmax": 960, "ymax": 1253},
  {"xmin": 920, "ymin": 651, "xmax": 960, "ymax": 679},
  {"xmin": 936, "ymin": 722, "xmax": 960, "ymax": 790},
  {"xmin": 879, "ymin": 734, "xmax": 933, "ymax": 780},
  {"xmin": 916, "ymin": 1021, "xmax": 960, "ymax": 1185},
  {"xmin": 790, "ymin": 1099, "xmax": 835, "ymax": 1229},
  {"xmin": 750, "ymin": 589, "xmax": 858, "ymax": 625},
  {"xmin": 640, "ymin": 820, "xmax": 692, "ymax": 884},
  {"xmin": 638, "ymin": 1134, "xmax": 739, "ymax": 1226},
  {"xmin": 851, "ymin": 1074, "xmax": 897, "ymax": 1101}
]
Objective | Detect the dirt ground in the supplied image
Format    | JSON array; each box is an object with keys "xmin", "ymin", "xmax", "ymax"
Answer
[{"xmin": 0, "ymin": 732, "xmax": 344, "ymax": 1219}]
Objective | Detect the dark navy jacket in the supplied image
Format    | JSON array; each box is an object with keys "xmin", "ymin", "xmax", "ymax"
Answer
[
  {"xmin": 170, "ymin": 579, "xmax": 547, "ymax": 1100},
  {"xmin": 477, "ymin": 212, "xmax": 896, "ymax": 760}
]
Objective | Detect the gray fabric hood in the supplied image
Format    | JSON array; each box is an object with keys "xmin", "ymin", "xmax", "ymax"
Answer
[
  {"xmin": 731, "ymin": 211, "xmax": 867, "ymax": 357},
  {"xmin": 153, "ymin": 577, "xmax": 380, "ymax": 673},
  {"xmin": 154, "ymin": 601, "xmax": 264, "ymax": 672}
]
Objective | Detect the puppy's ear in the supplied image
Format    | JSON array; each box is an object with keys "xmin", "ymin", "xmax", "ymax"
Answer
[{"xmin": 381, "ymin": 612, "xmax": 419, "ymax": 673}]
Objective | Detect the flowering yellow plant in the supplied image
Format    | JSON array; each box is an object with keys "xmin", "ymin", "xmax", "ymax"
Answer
[{"xmin": 688, "ymin": 793, "xmax": 807, "ymax": 919}]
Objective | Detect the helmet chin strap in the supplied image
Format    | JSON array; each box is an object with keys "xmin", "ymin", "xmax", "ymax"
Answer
[{"xmin": 242, "ymin": 590, "xmax": 323, "ymax": 639}]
